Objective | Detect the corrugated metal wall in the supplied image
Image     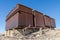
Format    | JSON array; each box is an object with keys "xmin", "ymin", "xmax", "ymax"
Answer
[
  {"xmin": 6, "ymin": 13, "xmax": 19, "ymax": 30},
  {"xmin": 33, "ymin": 10, "xmax": 45, "ymax": 28},
  {"xmin": 44, "ymin": 15, "xmax": 56, "ymax": 28},
  {"xmin": 19, "ymin": 11, "xmax": 33, "ymax": 27},
  {"xmin": 50, "ymin": 18, "xmax": 56, "ymax": 28},
  {"xmin": 44, "ymin": 15, "xmax": 51, "ymax": 28}
]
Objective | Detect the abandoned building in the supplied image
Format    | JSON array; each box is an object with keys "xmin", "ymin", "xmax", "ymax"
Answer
[{"xmin": 5, "ymin": 4, "xmax": 56, "ymax": 36}]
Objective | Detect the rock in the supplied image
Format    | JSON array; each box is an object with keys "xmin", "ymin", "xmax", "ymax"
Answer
[{"xmin": 0, "ymin": 29, "xmax": 60, "ymax": 40}]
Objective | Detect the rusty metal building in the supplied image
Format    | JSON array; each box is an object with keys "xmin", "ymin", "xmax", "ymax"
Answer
[{"xmin": 6, "ymin": 4, "xmax": 56, "ymax": 30}]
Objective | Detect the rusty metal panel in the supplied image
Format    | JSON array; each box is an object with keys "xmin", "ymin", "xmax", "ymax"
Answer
[
  {"xmin": 6, "ymin": 5, "xmax": 19, "ymax": 21},
  {"xmin": 19, "ymin": 11, "xmax": 33, "ymax": 27},
  {"xmin": 18, "ymin": 4, "xmax": 32, "ymax": 14},
  {"xmin": 6, "ymin": 4, "xmax": 32, "ymax": 21},
  {"xmin": 44, "ymin": 15, "xmax": 51, "ymax": 27},
  {"xmin": 33, "ymin": 10, "xmax": 45, "ymax": 27},
  {"xmin": 6, "ymin": 13, "xmax": 19, "ymax": 30},
  {"xmin": 25, "ymin": 13, "xmax": 33, "ymax": 26},
  {"xmin": 50, "ymin": 18, "xmax": 56, "ymax": 28}
]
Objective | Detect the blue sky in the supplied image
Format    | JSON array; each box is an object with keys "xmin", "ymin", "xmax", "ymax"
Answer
[{"xmin": 0, "ymin": 0, "xmax": 60, "ymax": 33}]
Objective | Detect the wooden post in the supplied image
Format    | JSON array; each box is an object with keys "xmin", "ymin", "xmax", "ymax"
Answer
[
  {"xmin": 5, "ymin": 30, "xmax": 7, "ymax": 36},
  {"xmin": 39, "ymin": 27, "xmax": 43, "ymax": 35},
  {"xmin": 5, "ymin": 30, "xmax": 10, "ymax": 36}
]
